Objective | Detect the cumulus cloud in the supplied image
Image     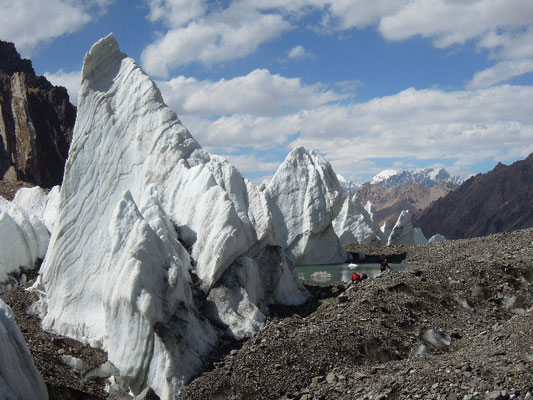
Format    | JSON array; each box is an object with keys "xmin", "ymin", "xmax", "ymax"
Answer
[
  {"xmin": 141, "ymin": 0, "xmax": 533, "ymax": 85},
  {"xmin": 141, "ymin": 2, "xmax": 290, "ymax": 77},
  {"xmin": 0, "ymin": 0, "xmax": 110, "ymax": 55},
  {"xmin": 44, "ymin": 69, "xmax": 81, "ymax": 105},
  {"xmin": 165, "ymin": 83, "xmax": 533, "ymax": 180},
  {"xmin": 376, "ymin": 0, "xmax": 533, "ymax": 86},
  {"xmin": 145, "ymin": 0, "xmax": 206, "ymax": 28},
  {"xmin": 288, "ymin": 85, "xmax": 533, "ymax": 178},
  {"xmin": 217, "ymin": 153, "xmax": 280, "ymax": 173},
  {"xmin": 287, "ymin": 45, "xmax": 315, "ymax": 60},
  {"xmin": 156, "ymin": 68, "xmax": 347, "ymax": 116},
  {"xmin": 468, "ymin": 59, "xmax": 533, "ymax": 89}
]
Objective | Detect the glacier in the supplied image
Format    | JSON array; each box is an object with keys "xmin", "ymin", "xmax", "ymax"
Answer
[
  {"xmin": 428, "ymin": 233, "xmax": 446, "ymax": 243},
  {"xmin": 265, "ymin": 147, "xmax": 346, "ymax": 265},
  {"xmin": 0, "ymin": 189, "xmax": 51, "ymax": 293},
  {"xmin": 387, "ymin": 210, "xmax": 428, "ymax": 246},
  {"xmin": 30, "ymin": 34, "xmax": 307, "ymax": 399},
  {"xmin": 333, "ymin": 196, "xmax": 383, "ymax": 247},
  {"xmin": 0, "ymin": 299, "xmax": 48, "ymax": 400}
]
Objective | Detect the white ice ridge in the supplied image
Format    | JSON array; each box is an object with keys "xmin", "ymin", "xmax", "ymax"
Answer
[
  {"xmin": 387, "ymin": 210, "xmax": 428, "ymax": 246},
  {"xmin": 428, "ymin": 234, "xmax": 446, "ymax": 243},
  {"xmin": 31, "ymin": 34, "xmax": 307, "ymax": 399},
  {"xmin": 333, "ymin": 196, "xmax": 383, "ymax": 247},
  {"xmin": 265, "ymin": 147, "xmax": 346, "ymax": 265},
  {"xmin": 0, "ymin": 300, "xmax": 48, "ymax": 400},
  {"xmin": 0, "ymin": 191, "xmax": 50, "ymax": 293}
]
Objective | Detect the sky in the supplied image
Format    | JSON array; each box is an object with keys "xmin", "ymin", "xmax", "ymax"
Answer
[{"xmin": 2, "ymin": 0, "xmax": 533, "ymax": 184}]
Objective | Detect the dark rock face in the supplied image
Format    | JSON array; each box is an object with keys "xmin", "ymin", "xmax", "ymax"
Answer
[
  {"xmin": 414, "ymin": 154, "xmax": 533, "ymax": 239},
  {"xmin": 0, "ymin": 40, "xmax": 75, "ymax": 188}
]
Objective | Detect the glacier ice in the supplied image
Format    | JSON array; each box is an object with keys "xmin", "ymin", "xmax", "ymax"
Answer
[
  {"xmin": 428, "ymin": 233, "xmax": 446, "ymax": 243},
  {"xmin": 31, "ymin": 34, "xmax": 307, "ymax": 399},
  {"xmin": 387, "ymin": 210, "xmax": 415, "ymax": 246},
  {"xmin": 0, "ymin": 300, "xmax": 48, "ymax": 400},
  {"xmin": 265, "ymin": 147, "xmax": 346, "ymax": 265},
  {"xmin": 387, "ymin": 210, "xmax": 428, "ymax": 246},
  {"xmin": 0, "ymin": 195, "xmax": 50, "ymax": 293},
  {"xmin": 413, "ymin": 228, "xmax": 428, "ymax": 245},
  {"xmin": 333, "ymin": 196, "xmax": 383, "ymax": 247}
]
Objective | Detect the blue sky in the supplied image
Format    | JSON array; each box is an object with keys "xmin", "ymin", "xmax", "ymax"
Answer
[{"xmin": 2, "ymin": 0, "xmax": 533, "ymax": 183}]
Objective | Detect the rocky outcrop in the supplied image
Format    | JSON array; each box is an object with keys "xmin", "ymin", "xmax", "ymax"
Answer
[
  {"xmin": 0, "ymin": 40, "xmax": 75, "ymax": 188},
  {"xmin": 414, "ymin": 154, "xmax": 533, "ymax": 239}
]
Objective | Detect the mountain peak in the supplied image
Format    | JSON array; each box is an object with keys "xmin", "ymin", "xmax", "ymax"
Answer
[{"xmin": 370, "ymin": 167, "xmax": 463, "ymax": 189}]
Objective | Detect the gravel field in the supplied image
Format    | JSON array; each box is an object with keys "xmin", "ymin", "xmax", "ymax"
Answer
[
  {"xmin": 2, "ymin": 228, "xmax": 533, "ymax": 399},
  {"xmin": 179, "ymin": 228, "xmax": 533, "ymax": 400}
]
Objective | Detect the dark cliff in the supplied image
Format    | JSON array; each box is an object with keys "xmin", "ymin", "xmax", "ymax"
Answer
[
  {"xmin": 413, "ymin": 154, "xmax": 533, "ymax": 239},
  {"xmin": 0, "ymin": 40, "xmax": 75, "ymax": 188}
]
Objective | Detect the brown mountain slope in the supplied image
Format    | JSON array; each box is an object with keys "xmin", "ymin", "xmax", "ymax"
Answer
[
  {"xmin": 413, "ymin": 154, "xmax": 533, "ymax": 239},
  {"xmin": 0, "ymin": 40, "xmax": 75, "ymax": 188},
  {"xmin": 355, "ymin": 182, "xmax": 455, "ymax": 228}
]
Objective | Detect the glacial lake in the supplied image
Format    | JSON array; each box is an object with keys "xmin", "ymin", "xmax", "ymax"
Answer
[{"xmin": 296, "ymin": 263, "xmax": 410, "ymax": 284}]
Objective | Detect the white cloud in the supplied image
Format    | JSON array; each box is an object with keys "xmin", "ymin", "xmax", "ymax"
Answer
[
  {"xmin": 171, "ymin": 84, "xmax": 533, "ymax": 180},
  {"xmin": 44, "ymin": 69, "xmax": 81, "ymax": 105},
  {"xmin": 378, "ymin": 0, "xmax": 533, "ymax": 46},
  {"xmin": 141, "ymin": 0, "xmax": 533, "ymax": 85},
  {"xmin": 141, "ymin": 2, "xmax": 291, "ymax": 77},
  {"xmin": 157, "ymin": 68, "xmax": 347, "ymax": 116},
  {"xmin": 468, "ymin": 59, "xmax": 533, "ymax": 89},
  {"xmin": 145, "ymin": 0, "xmax": 207, "ymax": 28},
  {"xmin": 287, "ymin": 45, "xmax": 314, "ymax": 60},
  {"xmin": 375, "ymin": 0, "xmax": 533, "ymax": 86},
  {"xmin": 0, "ymin": 0, "xmax": 111, "ymax": 55},
  {"xmin": 323, "ymin": 0, "xmax": 405, "ymax": 30},
  {"xmin": 216, "ymin": 153, "xmax": 280, "ymax": 173}
]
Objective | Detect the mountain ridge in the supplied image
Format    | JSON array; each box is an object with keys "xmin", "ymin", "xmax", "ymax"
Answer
[{"xmin": 414, "ymin": 153, "xmax": 533, "ymax": 239}]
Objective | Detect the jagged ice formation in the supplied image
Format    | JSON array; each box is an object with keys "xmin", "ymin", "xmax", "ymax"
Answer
[
  {"xmin": 0, "ymin": 299, "xmax": 48, "ymax": 400},
  {"xmin": 333, "ymin": 196, "xmax": 383, "ymax": 247},
  {"xmin": 0, "ymin": 187, "xmax": 51, "ymax": 293},
  {"xmin": 31, "ymin": 34, "xmax": 307, "ymax": 399},
  {"xmin": 265, "ymin": 147, "xmax": 346, "ymax": 265}
]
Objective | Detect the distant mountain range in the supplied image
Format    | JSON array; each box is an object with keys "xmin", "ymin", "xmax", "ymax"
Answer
[
  {"xmin": 414, "ymin": 154, "xmax": 533, "ymax": 240},
  {"xmin": 339, "ymin": 167, "xmax": 464, "ymax": 196},
  {"xmin": 337, "ymin": 167, "xmax": 463, "ymax": 229},
  {"xmin": 369, "ymin": 167, "xmax": 464, "ymax": 189}
]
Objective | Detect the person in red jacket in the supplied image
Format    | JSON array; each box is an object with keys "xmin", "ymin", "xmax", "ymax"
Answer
[{"xmin": 352, "ymin": 272, "xmax": 360, "ymax": 284}]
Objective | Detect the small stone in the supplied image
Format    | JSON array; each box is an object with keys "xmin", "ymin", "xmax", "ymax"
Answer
[
  {"xmin": 337, "ymin": 295, "xmax": 348, "ymax": 303},
  {"xmin": 326, "ymin": 372, "xmax": 336, "ymax": 384}
]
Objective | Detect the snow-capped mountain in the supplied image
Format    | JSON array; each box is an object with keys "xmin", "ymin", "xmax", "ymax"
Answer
[
  {"xmin": 369, "ymin": 167, "xmax": 464, "ymax": 189},
  {"xmin": 370, "ymin": 169, "xmax": 400, "ymax": 185}
]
